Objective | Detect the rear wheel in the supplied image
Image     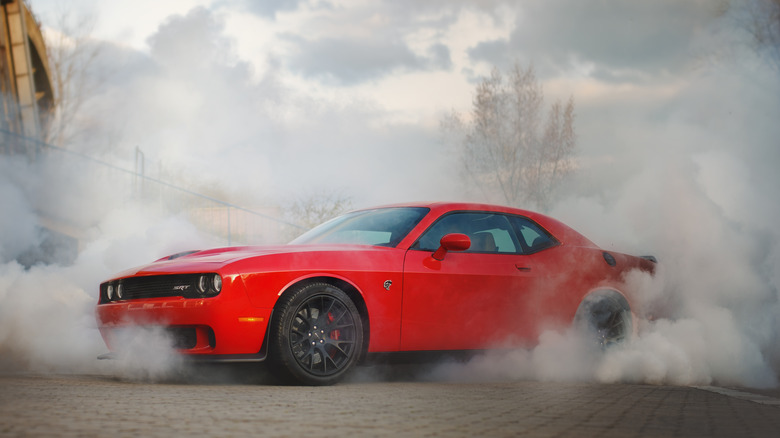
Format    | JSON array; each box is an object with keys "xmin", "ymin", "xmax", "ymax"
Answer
[
  {"xmin": 574, "ymin": 291, "xmax": 632, "ymax": 347},
  {"xmin": 269, "ymin": 282, "xmax": 363, "ymax": 385}
]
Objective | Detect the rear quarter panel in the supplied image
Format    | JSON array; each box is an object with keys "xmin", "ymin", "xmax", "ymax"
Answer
[{"xmin": 517, "ymin": 244, "xmax": 652, "ymax": 330}]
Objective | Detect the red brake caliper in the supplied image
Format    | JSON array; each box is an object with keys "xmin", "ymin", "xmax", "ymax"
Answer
[{"xmin": 327, "ymin": 312, "xmax": 340, "ymax": 358}]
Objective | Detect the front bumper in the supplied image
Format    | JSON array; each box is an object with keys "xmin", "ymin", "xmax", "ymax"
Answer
[{"xmin": 96, "ymin": 293, "xmax": 272, "ymax": 357}]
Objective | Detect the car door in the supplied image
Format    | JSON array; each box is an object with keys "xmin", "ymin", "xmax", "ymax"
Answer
[{"xmin": 400, "ymin": 212, "xmax": 554, "ymax": 351}]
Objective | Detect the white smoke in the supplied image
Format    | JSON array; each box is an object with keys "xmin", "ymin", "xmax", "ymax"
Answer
[
  {"xmin": 108, "ymin": 326, "xmax": 185, "ymax": 382},
  {"xmin": 418, "ymin": 58, "xmax": 780, "ymax": 389},
  {"xmin": 0, "ymin": 183, "xmax": 213, "ymax": 377},
  {"xmin": 2, "ymin": 2, "xmax": 777, "ymax": 388}
]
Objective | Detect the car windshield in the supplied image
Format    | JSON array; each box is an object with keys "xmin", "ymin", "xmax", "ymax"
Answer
[{"xmin": 290, "ymin": 207, "xmax": 429, "ymax": 247}]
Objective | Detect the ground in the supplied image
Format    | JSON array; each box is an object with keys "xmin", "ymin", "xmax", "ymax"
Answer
[{"xmin": 1, "ymin": 367, "xmax": 778, "ymax": 437}]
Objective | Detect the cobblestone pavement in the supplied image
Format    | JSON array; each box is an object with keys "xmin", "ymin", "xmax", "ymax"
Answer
[{"xmin": 1, "ymin": 371, "xmax": 779, "ymax": 437}]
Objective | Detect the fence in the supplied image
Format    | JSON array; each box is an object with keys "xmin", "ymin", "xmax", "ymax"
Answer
[{"xmin": 1, "ymin": 128, "xmax": 305, "ymax": 246}]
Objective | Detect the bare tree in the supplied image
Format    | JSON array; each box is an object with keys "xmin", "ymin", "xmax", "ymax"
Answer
[
  {"xmin": 744, "ymin": 0, "xmax": 780, "ymax": 72},
  {"xmin": 726, "ymin": 0, "xmax": 780, "ymax": 73},
  {"xmin": 43, "ymin": 10, "xmax": 104, "ymax": 147},
  {"xmin": 444, "ymin": 63, "xmax": 576, "ymax": 211},
  {"xmin": 283, "ymin": 191, "xmax": 353, "ymax": 239},
  {"xmin": 531, "ymin": 96, "xmax": 576, "ymax": 211}
]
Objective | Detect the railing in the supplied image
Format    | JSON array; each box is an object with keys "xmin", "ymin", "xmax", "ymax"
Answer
[{"xmin": 1, "ymin": 128, "xmax": 305, "ymax": 245}]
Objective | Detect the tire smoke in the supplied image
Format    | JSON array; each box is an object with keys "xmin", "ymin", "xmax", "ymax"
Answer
[{"xmin": 1, "ymin": 3, "xmax": 778, "ymax": 388}]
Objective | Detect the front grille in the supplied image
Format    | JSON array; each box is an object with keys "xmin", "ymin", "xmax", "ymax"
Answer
[
  {"xmin": 123, "ymin": 274, "xmax": 200, "ymax": 299},
  {"xmin": 100, "ymin": 274, "xmax": 201, "ymax": 303}
]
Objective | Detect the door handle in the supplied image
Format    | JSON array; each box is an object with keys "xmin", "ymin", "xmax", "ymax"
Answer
[{"xmin": 515, "ymin": 265, "xmax": 531, "ymax": 272}]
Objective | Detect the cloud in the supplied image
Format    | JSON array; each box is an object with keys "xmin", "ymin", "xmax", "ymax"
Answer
[
  {"xmin": 284, "ymin": 35, "xmax": 452, "ymax": 84},
  {"xmin": 260, "ymin": 1, "xmax": 471, "ymax": 85},
  {"xmin": 58, "ymin": 5, "xmax": 460, "ymax": 206},
  {"xmin": 468, "ymin": 0, "xmax": 726, "ymax": 82},
  {"xmin": 147, "ymin": 6, "xmax": 238, "ymax": 69},
  {"xmin": 237, "ymin": 0, "xmax": 309, "ymax": 19},
  {"xmin": 284, "ymin": 35, "xmax": 423, "ymax": 84}
]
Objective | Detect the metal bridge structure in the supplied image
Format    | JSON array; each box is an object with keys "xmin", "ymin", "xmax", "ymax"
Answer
[{"xmin": 0, "ymin": 0, "xmax": 53, "ymax": 158}]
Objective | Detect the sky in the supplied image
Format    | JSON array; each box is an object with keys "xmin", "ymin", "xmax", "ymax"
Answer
[
  {"xmin": 1, "ymin": 0, "xmax": 778, "ymax": 386},
  {"xmin": 25, "ymin": 0, "xmax": 771, "ymax": 207}
]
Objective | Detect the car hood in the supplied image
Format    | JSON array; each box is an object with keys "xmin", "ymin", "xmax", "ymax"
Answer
[{"xmin": 109, "ymin": 244, "xmax": 390, "ymax": 278}]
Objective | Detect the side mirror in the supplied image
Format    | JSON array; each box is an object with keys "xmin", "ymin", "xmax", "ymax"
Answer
[{"xmin": 432, "ymin": 233, "xmax": 470, "ymax": 261}]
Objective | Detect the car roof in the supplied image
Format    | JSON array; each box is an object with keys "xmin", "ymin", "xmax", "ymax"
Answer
[
  {"xmin": 355, "ymin": 202, "xmax": 597, "ymax": 248},
  {"xmin": 359, "ymin": 201, "xmax": 535, "ymax": 215}
]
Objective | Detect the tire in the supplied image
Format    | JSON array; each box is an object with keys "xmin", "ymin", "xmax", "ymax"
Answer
[
  {"xmin": 574, "ymin": 291, "xmax": 632, "ymax": 348},
  {"xmin": 269, "ymin": 282, "xmax": 363, "ymax": 385}
]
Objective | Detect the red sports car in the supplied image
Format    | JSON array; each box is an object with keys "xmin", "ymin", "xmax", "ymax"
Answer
[{"xmin": 96, "ymin": 202, "xmax": 655, "ymax": 385}]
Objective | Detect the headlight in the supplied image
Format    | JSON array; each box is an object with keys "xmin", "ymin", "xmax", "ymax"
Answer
[
  {"xmin": 116, "ymin": 283, "xmax": 124, "ymax": 300},
  {"xmin": 106, "ymin": 285, "xmax": 114, "ymax": 301},
  {"xmin": 212, "ymin": 274, "xmax": 222, "ymax": 293},
  {"xmin": 196, "ymin": 274, "xmax": 222, "ymax": 297}
]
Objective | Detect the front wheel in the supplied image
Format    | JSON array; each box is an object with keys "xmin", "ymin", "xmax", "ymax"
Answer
[{"xmin": 269, "ymin": 282, "xmax": 363, "ymax": 385}]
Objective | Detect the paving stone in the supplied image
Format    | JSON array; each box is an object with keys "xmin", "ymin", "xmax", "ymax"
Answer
[{"xmin": 0, "ymin": 374, "xmax": 778, "ymax": 437}]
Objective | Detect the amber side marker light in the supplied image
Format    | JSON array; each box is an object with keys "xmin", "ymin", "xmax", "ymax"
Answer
[{"xmin": 238, "ymin": 317, "xmax": 265, "ymax": 322}]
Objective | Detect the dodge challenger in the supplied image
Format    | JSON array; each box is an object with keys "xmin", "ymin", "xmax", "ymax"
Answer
[{"xmin": 96, "ymin": 202, "xmax": 656, "ymax": 385}]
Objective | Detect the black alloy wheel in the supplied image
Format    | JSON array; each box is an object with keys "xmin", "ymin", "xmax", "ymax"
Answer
[
  {"xmin": 575, "ymin": 292, "xmax": 633, "ymax": 348},
  {"xmin": 270, "ymin": 282, "xmax": 363, "ymax": 385}
]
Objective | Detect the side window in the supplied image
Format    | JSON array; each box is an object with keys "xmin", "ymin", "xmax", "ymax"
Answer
[
  {"xmin": 509, "ymin": 216, "xmax": 558, "ymax": 253},
  {"xmin": 413, "ymin": 212, "xmax": 519, "ymax": 254}
]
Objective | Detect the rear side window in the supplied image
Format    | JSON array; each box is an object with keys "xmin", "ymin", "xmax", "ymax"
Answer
[{"xmin": 509, "ymin": 216, "xmax": 558, "ymax": 253}]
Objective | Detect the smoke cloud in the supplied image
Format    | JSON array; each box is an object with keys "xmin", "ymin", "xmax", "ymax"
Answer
[
  {"xmin": 0, "ymin": 159, "xmax": 213, "ymax": 376},
  {"xmin": 1, "ymin": 2, "xmax": 778, "ymax": 387},
  {"xmin": 412, "ymin": 54, "xmax": 780, "ymax": 389}
]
